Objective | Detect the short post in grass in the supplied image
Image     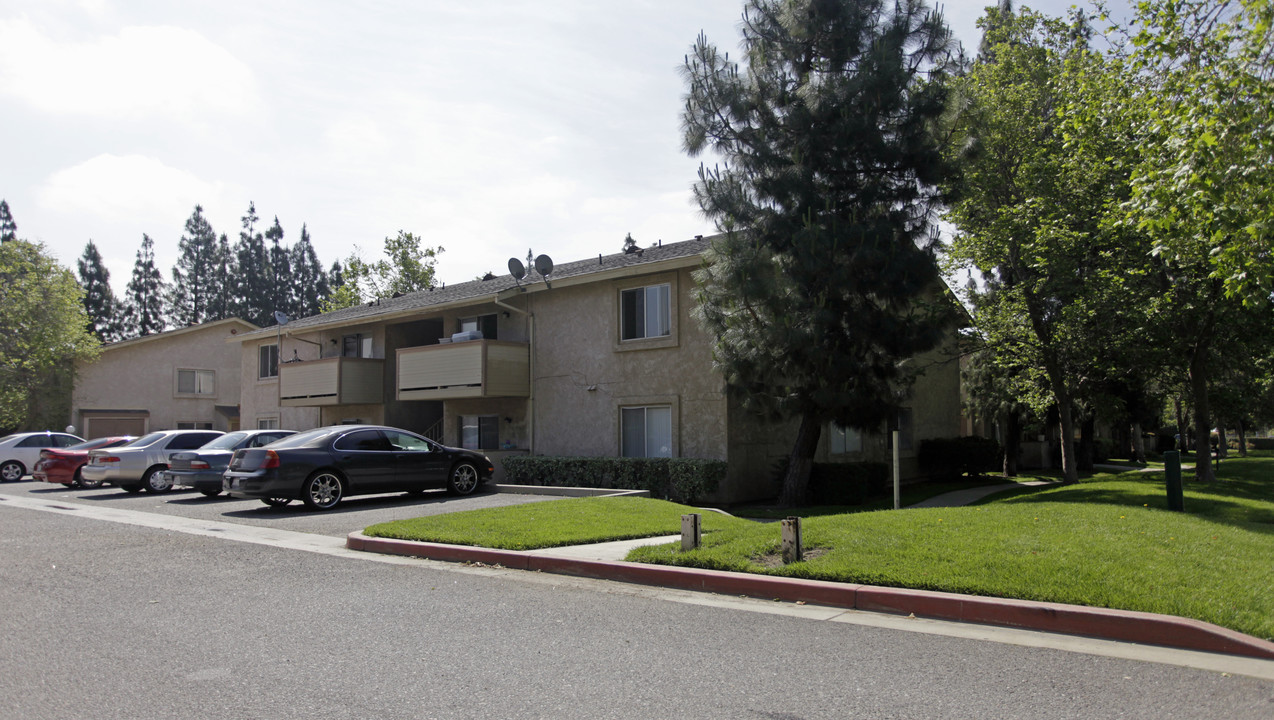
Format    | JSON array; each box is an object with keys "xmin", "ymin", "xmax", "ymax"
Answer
[
  {"xmin": 781, "ymin": 516, "xmax": 803, "ymax": 564},
  {"xmin": 1164, "ymin": 450, "xmax": 1184, "ymax": 512},
  {"xmin": 681, "ymin": 513, "xmax": 701, "ymax": 551}
]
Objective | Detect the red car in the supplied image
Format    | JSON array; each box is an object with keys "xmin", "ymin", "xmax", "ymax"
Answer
[{"xmin": 34, "ymin": 436, "xmax": 137, "ymax": 488}]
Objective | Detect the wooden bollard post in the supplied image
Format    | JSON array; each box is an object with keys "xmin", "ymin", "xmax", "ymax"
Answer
[
  {"xmin": 781, "ymin": 516, "xmax": 803, "ymax": 564},
  {"xmin": 681, "ymin": 513, "xmax": 701, "ymax": 551}
]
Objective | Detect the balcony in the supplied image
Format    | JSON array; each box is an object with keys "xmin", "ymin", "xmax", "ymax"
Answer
[
  {"xmin": 397, "ymin": 340, "xmax": 529, "ymax": 401},
  {"xmin": 278, "ymin": 357, "xmax": 384, "ymax": 407}
]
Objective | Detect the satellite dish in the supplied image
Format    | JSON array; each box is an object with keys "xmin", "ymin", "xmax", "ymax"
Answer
[
  {"xmin": 508, "ymin": 258, "xmax": 526, "ymax": 280},
  {"xmin": 534, "ymin": 254, "xmax": 554, "ymax": 277},
  {"xmin": 274, "ymin": 311, "xmax": 289, "ymax": 326}
]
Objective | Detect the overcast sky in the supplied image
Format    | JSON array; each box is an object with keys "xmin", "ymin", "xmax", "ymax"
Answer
[{"xmin": 1, "ymin": 0, "xmax": 1126, "ymax": 296}]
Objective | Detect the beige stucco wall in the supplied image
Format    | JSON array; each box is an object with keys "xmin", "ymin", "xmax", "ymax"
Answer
[{"xmin": 73, "ymin": 320, "xmax": 254, "ymax": 437}]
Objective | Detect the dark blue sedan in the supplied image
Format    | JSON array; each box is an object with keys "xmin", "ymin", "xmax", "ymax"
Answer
[{"xmin": 222, "ymin": 425, "xmax": 494, "ymax": 510}]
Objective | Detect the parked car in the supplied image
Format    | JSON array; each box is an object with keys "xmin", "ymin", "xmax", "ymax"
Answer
[
  {"xmin": 0, "ymin": 431, "xmax": 84, "ymax": 482},
  {"xmin": 222, "ymin": 424, "xmax": 494, "ymax": 510},
  {"xmin": 81, "ymin": 430, "xmax": 224, "ymax": 493},
  {"xmin": 33, "ymin": 436, "xmax": 138, "ymax": 487},
  {"xmin": 161, "ymin": 429, "xmax": 296, "ymax": 497}
]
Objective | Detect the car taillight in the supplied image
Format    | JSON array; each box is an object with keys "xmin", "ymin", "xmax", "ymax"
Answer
[
  {"xmin": 98, "ymin": 456, "xmax": 120, "ymax": 464},
  {"xmin": 261, "ymin": 450, "xmax": 280, "ymax": 469},
  {"xmin": 190, "ymin": 460, "xmax": 211, "ymax": 470},
  {"xmin": 39, "ymin": 450, "xmax": 51, "ymax": 460}
]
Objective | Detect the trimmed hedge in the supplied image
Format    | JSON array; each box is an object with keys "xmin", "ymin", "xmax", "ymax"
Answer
[
  {"xmin": 917, "ymin": 436, "xmax": 1002, "ymax": 482},
  {"xmin": 501, "ymin": 456, "xmax": 724, "ymax": 504}
]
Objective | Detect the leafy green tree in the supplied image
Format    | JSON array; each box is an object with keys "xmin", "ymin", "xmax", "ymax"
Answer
[
  {"xmin": 169, "ymin": 205, "xmax": 219, "ymax": 327},
  {"xmin": 683, "ymin": 0, "xmax": 958, "ymax": 505},
  {"xmin": 330, "ymin": 231, "xmax": 442, "ymax": 308},
  {"xmin": 0, "ymin": 239, "xmax": 99, "ymax": 430},
  {"xmin": 77, "ymin": 240, "xmax": 123, "ymax": 342},
  {"xmin": 290, "ymin": 224, "xmax": 329, "ymax": 319},
  {"xmin": 320, "ymin": 260, "xmax": 353, "ymax": 313},
  {"xmin": 0, "ymin": 200, "xmax": 16, "ymax": 243},
  {"xmin": 122, "ymin": 234, "xmax": 168, "ymax": 337}
]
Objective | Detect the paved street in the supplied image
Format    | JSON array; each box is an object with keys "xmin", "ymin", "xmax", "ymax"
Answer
[{"xmin": 2, "ymin": 480, "xmax": 1273, "ymax": 719}]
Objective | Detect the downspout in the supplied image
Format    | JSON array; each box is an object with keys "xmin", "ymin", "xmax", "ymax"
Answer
[{"xmin": 494, "ymin": 295, "xmax": 534, "ymax": 456}]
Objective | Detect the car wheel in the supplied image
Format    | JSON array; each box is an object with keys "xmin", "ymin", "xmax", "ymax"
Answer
[
  {"xmin": 0, "ymin": 460, "xmax": 25, "ymax": 482},
  {"xmin": 261, "ymin": 497, "xmax": 292, "ymax": 508},
  {"xmin": 142, "ymin": 466, "xmax": 172, "ymax": 493},
  {"xmin": 447, "ymin": 462, "xmax": 480, "ymax": 496},
  {"xmin": 69, "ymin": 468, "xmax": 83, "ymax": 488},
  {"xmin": 301, "ymin": 471, "xmax": 343, "ymax": 511},
  {"xmin": 200, "ymin": 489, "xmax": 221, "ymax": 498},
  {"xmin": 119, "ymin": 484, "xmax": 143, "ymax": 494},
  {"xmin": 77, "ymin": 467, "xmax": 103, "ymax": 489}
]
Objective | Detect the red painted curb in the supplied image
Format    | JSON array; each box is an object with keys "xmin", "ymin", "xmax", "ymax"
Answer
[{"xmin": 348, "ymin": 532, "xmax": 1274, "ymax": 661}]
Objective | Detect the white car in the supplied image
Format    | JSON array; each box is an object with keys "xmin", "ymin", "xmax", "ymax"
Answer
[
  {"xmin": 0, "ymin": 431, "xmax": 84, "ymax": 481},
  {"xmin": 81, "ymin": 429, "xmax": 223, "ymax": 493}
]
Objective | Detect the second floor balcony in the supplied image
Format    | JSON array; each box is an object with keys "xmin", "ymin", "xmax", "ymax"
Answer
[
  {"xmin": 278, "ymin": 357, "xmax": 384, "ymax": 407},
  {"xmin": 397, "ymin": 340, "xmax": 529, "ymax": 401}
]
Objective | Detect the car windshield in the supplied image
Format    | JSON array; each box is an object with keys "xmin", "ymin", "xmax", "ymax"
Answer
[
  {"xmin": 199, "ymin": 432, "xmax": 250, "ymax": 450},
  {"xmin": 265, "ymin": 427, "xmax": 336, "ymax": 449},
  {"xmin": 123, "ymin": 433, "xmax": 166, "ymax": 448}
]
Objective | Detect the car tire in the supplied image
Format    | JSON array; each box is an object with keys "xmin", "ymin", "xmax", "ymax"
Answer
[
  {"xmin": 78, "ymin": 467, "xmax": 103, "ymax": 489},
  {"xmin": 301, "ymin": 471, "xmax": 343, "ymax": 511},
  {"xmin": 141, "ymin": 466, "xmax": 172, "ymax": 493},
  {"xmin": 0, "ymin": 460, "xmax": 25, "ymax": 482},
  {"xmin": 70, "ymin": 468, "xmax": 83, "ymax": 488},
  {"xmin": 446, "ymin": 462, "xmax": 480, "ymax": 496},
  {"xmin": 119, "ymin": 484, "xmax": 143, "ymax": 494},
  {"xmin": 200, "ymin": 489, "xmax": 221, "ymax": 498},
  {"xmin": 261, "ymin": 497, "xmax": 292, "ymax": 508}
]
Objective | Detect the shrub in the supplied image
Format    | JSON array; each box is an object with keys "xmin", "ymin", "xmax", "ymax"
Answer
[
  {"xmin": 1249, "ymin": 438, "xmax": 1274, "ymax": 451},
  {"xmin": 918, "ymin": 436, "xmax": 1003, "ymax": 481},
  {"xmin": 500, "ymin": 456, "xmax": 724, "ymax": 504}
]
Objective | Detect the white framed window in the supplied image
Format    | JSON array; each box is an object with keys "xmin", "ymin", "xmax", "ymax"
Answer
[
  {"xmin": 620, "ymin": 284, "xmax": 671, "ymax": 341},
  {"xmin": 460, "ymin": 415, "xmax": 499, "ymax": 450},
  {"xmin": 176, "ymin": 369, "xmax": 215, "ymax": 395},
  {"xmin": 830, "ymin": 423, "xmax": 863, "ymax": 454},
  {"xmin": 459, "ymin": 314, "xmax": 498, "ymax": 340},
  {"xmin": 176, "ymin": 421, "xmax": 213, "ymax": 430},
  {"xmin": 621, "ymin": 406, "xmax": 672, "ymax": 458},
  {"xmin": 258, "ymin": 344, "xmax": 279, "ymax": 379},
  {"xmin": 257, "ymin": 417, "xmax": 280, "ymax": 430}
]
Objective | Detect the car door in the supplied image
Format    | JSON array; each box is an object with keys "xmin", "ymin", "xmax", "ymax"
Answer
[
  {"xmin": 383, "ymin": 429, "xmax": 450, "ymax": 491},
  {"xmin": 330, "ymin": 429, "xmax": 397, "ymax": 494}
]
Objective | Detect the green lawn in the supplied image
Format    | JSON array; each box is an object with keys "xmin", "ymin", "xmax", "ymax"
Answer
[{"xmin": 364, "ymin": 454, "xmax": 1274, "ymax": 640}]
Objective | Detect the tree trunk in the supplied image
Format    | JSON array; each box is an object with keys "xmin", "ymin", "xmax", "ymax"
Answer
[
  {"xmin": 1078, "ymin": 414, "xmax": 1095, "ymax": 472},
  {"xmin": 1217, "ymin": 424, "xmax": 1229, "ymax": 459},
  {"xmin": 1190, "ymin": 350, "xmax": 1216, "ymax": 482},
  {"xmin": 778, "ymin": 412, "xmax": 823, "ymax": 507},
  {"xmin": 1131, "ymin": 421, "xmax": 1146, "ymax": 464},
  {"xmin": 1174, "ymin": 397, "xmax": 1186, "ymax": 451},
  {"xmin": 1237, "ymin": 419, "xmax": 1248, "ymax": 457},
  {"xmin": 1003, "ymin": 411, "xmax": 1020, "ymax": 477}
]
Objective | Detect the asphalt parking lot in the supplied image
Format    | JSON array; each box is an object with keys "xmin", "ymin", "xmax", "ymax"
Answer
[{"xmin": 0, "ymin": 478, "xmax": 558, "ymax": 537}]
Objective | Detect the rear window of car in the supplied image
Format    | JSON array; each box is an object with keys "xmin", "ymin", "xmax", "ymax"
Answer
[
  {"xmin": 200, "ymin": 432, "xmax": 250, "ymax": 450},
  {"xmin": 266, "ymin": 428, "xmax": 335, "ymax": 450},
  {"xmin": 166, "ymin": 433, "xmax": 222, "ymax": 450},
  {"xmin": 127, "ymin": 433, "xmax": 167, "ymax": 448}
]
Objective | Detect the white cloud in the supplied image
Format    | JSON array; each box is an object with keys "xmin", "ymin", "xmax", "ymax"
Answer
[
  {"xmin": 0, "ymin": 18, "xmax": 259, "ymax": 123},
  {"xmin": 37, "ymin": 154, "xmax": 232, "ymax": 228}
]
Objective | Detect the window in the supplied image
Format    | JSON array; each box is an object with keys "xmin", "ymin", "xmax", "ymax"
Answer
[
  {"xmin": 620, "ymin": 284, "xmax": 671, "ymax": 340},
  {"xmin": 335, "ymin": 429, "xmax": 390, "ymax": 451},
  {"xmin": 167, "ymin": 432, "xmax": 220, "ymax": 449},
  {"xmin": 384, "ymin": 429, "xmax": 432, "ymax": 451},
  {"xmin": 176, "ymin": 369, "xmax": 215, "ymax": 395},
  {"xmin": 176, "ymin": 422, "xmax": 214, "ymax": 430},
  {"xmin": 460, "ymin": 415, "xmax": 499, "ymax": 450},
  {"xmin": 621, "ymin": 406, "xmax": 672, "ymax": 458},
  {"xmin": 257, "ymin": 417, "xmax": 280, "ymax": 430},
  {"xmin": 258, "ymin": 344, "xmax": 279, "ymax": 379},
  {"xmin": 459, "ymin": 314, "xmax": 498, "ymax": 340},
  {"xmin": 342, "ymin": 334, "xmax": 373, "ymax": 358},
  {"xmin": 830, "ymin": 423, "xmax": 863, "ymax": 454}
]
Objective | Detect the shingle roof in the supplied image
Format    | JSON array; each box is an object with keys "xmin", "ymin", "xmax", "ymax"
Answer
[{"xmin": 246, "ymin": 235, "xmax": 715, "ymax": 339}]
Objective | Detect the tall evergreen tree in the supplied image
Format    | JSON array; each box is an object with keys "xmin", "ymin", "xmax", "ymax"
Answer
[
  {"xmin": 231, "ymin": 201, "xmax": 270, "ymax": 327},
  {"xmin": 265, "ymin": 216, "xmax": 293, "ymax": 320},
  {"xmin": 207, "ymin": 233, "xmax": 235, "ymax": 321},
  {"xmin": 77, "ymin": 240, "xmax": 123, "ymax": 342},
  {"xmin": 290, "ymin": 224, "xmax": 329, "ymax": 319},
  {"xmin": 0, "ymin": 200, "xmax": 16, "ymax": 243},
  {"xmin": 122, "ymin": 234, "xmax": 167, "ymax": 337},
  {"xmin": 683, "ymin": 0, "xmax": 958, "ymax": 505},
  {"xmin": 169, "ymin": 205, "xmax": 219, "ymax": 327}
]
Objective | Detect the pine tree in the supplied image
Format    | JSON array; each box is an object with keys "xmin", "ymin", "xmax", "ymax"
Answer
[
  {"xmin": 0, "ymin": 200, "xmax": 16, "ymax": 243},
  {"xmin": 122, "ymin": 234, "xmax": 167, "ymax": 337},
  {"xmin": 205, "ymin": 233, "xmax": 235, "ymax": 321},
  {"xmin": 77, "ymin": 240, "xmax": 124, "ymax": 342},
  {"xmin": 265, "ymin": 216, "xmax": 293, "ymax": 320},
  {"xmin": 290, "ymin": 224, "xmax": 329, "ymax": 319},
  {"xmin": 231, "ymin": 202, "xmax": 270, "ymax": 326},
  {"xmin": 683, "ymin": 0, "xmax": 958, "ymax": 505},
  {"xmin": 169, "ymin": 205, "xmax": 219, "ymax": 327}
]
